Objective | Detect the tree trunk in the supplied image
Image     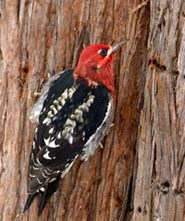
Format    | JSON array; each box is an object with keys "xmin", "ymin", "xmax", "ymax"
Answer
[
  {"xmin": 0, "ymin": 0, "xmax": 184, "ymax": 221},
  {"xmin": 132, "ymin": 1, "xmax": 185, "ymax": 221}
]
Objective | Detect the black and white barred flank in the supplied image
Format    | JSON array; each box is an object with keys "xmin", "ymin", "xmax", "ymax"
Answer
[{"xmin": 24, "ymin": 69, "xmax": 113, "ymax": 214}]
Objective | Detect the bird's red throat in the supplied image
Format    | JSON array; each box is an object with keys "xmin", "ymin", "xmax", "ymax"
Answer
[
  {"xmin": 74, "ymin": 61, "xmax": 114, "ymax": 96},
  {"xmin": 74, "ymin": 64, "xmax": 114, "ymax": 95}
]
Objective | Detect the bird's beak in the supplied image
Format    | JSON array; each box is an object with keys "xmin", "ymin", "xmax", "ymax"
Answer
[{"xmin": 111, "ymin": 39, "xmax": 129, "ymax": 54}]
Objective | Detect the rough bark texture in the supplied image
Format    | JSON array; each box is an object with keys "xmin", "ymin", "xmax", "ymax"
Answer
[
  {"xmin": 0, "ymin": 0, "xmax": 184, "ymax": 221},
  {"xmin": 132, "ymin": 1, "xmax": 185, "ymax": 221}
]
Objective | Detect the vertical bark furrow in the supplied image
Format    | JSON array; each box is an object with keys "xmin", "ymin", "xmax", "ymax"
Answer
[{"xmin": 0, "ymin": 1, "xmax": 184, "ymax": 221}]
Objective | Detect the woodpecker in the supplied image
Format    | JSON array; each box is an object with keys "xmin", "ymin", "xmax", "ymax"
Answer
[{"xmin": 24, "ymin": 40, "xmax": 127, "ymax": 214}]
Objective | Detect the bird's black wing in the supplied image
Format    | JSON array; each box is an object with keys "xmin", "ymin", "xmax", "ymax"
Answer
[{"xmin": 24, "ymin": 69, "xmax": 111, "ymax": 213}]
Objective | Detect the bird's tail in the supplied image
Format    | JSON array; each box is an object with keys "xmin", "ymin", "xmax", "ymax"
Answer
[
  {"xmin": 24, "ymin": 178, "xmax": 60, "ymax": 215},
  {"xmin": 23, "ymin": 193, "xmax": 37, "ymax": 212},
  {"xmin": 38, "ymin": 178, "xmax": 60, "ymax": 215}
]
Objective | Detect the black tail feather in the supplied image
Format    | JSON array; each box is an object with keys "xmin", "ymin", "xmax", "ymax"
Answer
[
  {"xmin": 24, "ymin": 178, "xmax": 60, "ymax": 215},
  {"xmin": 38, "ymin": 178, "xmax": 60, "ymax": 215},
  {"xmin": 38, "ymin": 186, "xmax": 48, "ymax": 215},
  {"xmin": 24, "ymin": 194, "xmax": 36, "ymax": 212}
]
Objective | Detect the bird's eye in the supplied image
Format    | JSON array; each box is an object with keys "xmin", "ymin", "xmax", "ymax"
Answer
[{"xmin": 99, "ymin": 49, "xmax": 107, "ymax": 57}]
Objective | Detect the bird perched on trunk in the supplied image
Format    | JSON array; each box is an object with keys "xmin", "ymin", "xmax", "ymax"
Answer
[{"xmin": 24, "ymin": 40, "xmax": 127, "ymax": 214}]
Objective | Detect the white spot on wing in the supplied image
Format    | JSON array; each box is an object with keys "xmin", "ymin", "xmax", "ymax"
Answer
[
  {"xmin": 40, "ymin": 187, "xmax": 45, "ymax": 192},
  {"xmin": 49, "ymin": 178, "xmax": 57, "ymax": 183},
  {"xmin": 48, "ymin": 140, "xmax": 59, "ymax": 148},
  {"xmin": 41, "ymin": 172, "xmax": 48, "ymax": 178},
  {"xmin": 55, "ymin": 170, "xmax": 61, "ymax": 174},
  {"xmin": 57, "ymin": 132, "xmax": 62, "ymax": 139},
  {"xmin": 47, "ymin": 111, "xmax": 53, "ymax": 117},
  {"xmin": 43, "ymin": 149, "xmax": 52, "ymax": 160},
  {"xmin": 32, "ymin": 141, "xmax": 36, "ymax": 150},
  {"xmin": 33, "ymin": 164, "xmax": 39, "ymax": 170},
  {"xmin": 49, "ymin": 127, "xmax": 54, "ymax": 134},
  {"xmin": 82, "ymin": 131, "xmax": 85, "ymax": 140},
  {"xmin": 44, "ymin": 137, "xmax": 50, "ymax": 146},
  {"xmin": 61, "ymin": 94, "xmax": 95, "ymax": 142},
  {"xmin": 68, "ymin": 136, "xmax": 73, "ymax": 144},
  {"xmin": 44, "ymin": 137, "xmax": 59, "ymax": 148},
  {"xmin": 74, "ymin": 154, "xmax": 79, "ymax": 159},
  {"xmin": 43, "ymin": 118, "xmax": 51, "ymax": 125},
  {"xmin": 30, "ymin": 172, "xmax": 36, "ymax": 178},
  {"xmin": 62, "ymin": 90, "xmax": 68, "ymax": 99},
  {"xmin": 42, "ymin": 86, "xmax": 77, "ymax": 125},
  {"xmin": 37, "ymin": 178, "xmax": 43, "ymax": 184}
]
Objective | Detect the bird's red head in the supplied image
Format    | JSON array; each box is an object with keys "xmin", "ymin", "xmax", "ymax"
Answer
[{"xmin": 74, "ymin": 41, "xmax": 127, "ymax": 96}]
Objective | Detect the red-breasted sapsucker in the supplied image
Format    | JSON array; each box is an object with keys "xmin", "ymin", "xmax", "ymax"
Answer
[{"xmin": 24, "ymin": 40, "xmax": 127, "ymax": 214}]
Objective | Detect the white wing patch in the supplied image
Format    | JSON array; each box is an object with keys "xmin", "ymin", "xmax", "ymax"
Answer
[
  {"xmin": 42, "ymin": 86, "xmax": 76, "ymax": 125},
  {"xmin": 32, "ymin": 141, "xmax": 36, "ymax": 150},
  {"xmin": 43, "ymin": 150, "xmax": 52, "ymax": 160},
  {"xmin": 44, "ymin": 137, "xmax": 50, "ymax": 146},
  {"xmin": 42, "ymin": 94, "xmax": 95, "ymax": 146},
  {"xmin": 48, "ymin": 140, "xmax": 59, "ymax": 148},
  {"xmin": 44, "ymin": 137, "xmax": 60, "ymax": 148},
  {"xmin": 68, "ymin": 136, "xmax": 73, "ymax": 144},
  {"xmin": 61, "ymin": 94, "xmax": 95, "ymax": 143},
  {"xmin": 49, "ymin": 127, "xmax": 54, "ymax": 134}
]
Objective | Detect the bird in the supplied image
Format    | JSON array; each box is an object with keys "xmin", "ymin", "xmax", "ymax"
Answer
[{"xmin": 24, "ymin": 40, "xmax": 127, "ymax": 214}]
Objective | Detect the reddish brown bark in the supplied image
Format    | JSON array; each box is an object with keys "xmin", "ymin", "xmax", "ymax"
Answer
[{"xmin": 0, "ymin": 0, "xmax": 184, "ymax": 221}]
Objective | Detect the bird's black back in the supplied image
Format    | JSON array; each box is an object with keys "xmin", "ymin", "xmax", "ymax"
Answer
[{"xmin": 24, "ymin": 69, "xmax": 111, "ymax": 214}]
